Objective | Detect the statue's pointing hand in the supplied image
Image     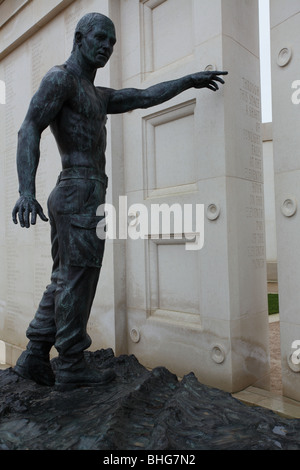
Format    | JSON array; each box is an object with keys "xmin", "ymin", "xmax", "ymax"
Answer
[
  {"xmin": 192, "ymin": 71, "xmax": 228, "ymax": 91},
  {"xmin": 12, "ymin": 195, "xmax": 49, "ymax": 228}
]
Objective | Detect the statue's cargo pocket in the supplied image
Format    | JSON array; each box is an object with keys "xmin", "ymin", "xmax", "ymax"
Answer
[
  {"xmin": 49, "ymin": 182, "xmax": 81, "ymax": 215},
  {"xmin": 69, "ymin": 215, "xmax": 105, "ymax": 268}
]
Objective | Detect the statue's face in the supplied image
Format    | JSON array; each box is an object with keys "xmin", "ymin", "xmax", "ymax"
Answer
[{"xmin": 79, "ymin": 19, "xmax": 116, "ymax": 69}]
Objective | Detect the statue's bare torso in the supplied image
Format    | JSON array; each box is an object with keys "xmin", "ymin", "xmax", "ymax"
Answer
[{"xmin": 50, "ymin": 64, "xmax": 110, "ymax": 176}]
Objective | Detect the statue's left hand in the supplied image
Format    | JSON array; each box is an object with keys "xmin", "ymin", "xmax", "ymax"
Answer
[
  {"xmin": 12, "ymin": 195, "xmax": 49, "ymax": 228},
  {"xmin": 191, "ymin": 71, "xmax": 228, "ymax": 91}
]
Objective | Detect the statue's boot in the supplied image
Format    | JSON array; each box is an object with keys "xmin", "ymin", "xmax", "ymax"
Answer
[
  {"xmin": 14, "ymin": 341, "xmax": 55, "ymax": 386},
  {"xmin": 54, "ymin": 354, "xmax": 116, "ymax": 391}
]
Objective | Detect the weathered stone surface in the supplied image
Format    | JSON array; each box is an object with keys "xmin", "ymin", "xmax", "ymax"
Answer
[{"xmin": 0, "ymin": 349, "xmax": 300, "ymax": 450}]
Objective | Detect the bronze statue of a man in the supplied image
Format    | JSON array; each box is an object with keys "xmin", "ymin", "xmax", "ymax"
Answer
[{"xmin": 12, "ymin": 12, "xmax": 227, "ymax": 391}]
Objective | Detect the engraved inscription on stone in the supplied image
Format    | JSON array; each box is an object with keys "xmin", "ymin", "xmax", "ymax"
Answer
[
  {"xmin": 64, "ymin": 0, "xmax": 85, "ymax": 54},
  {"xmin": 4, "ymin": 61, "xmax": 19, "ymax": 240},
  {"xmin": 240, "ymin": 77, "xmax": 262, "ymax": 184},
  {"xmin": 246, "ymin": 182, "xmax": 265, "ymax": 269},
  {"xmin": 240, "ymin": 77, "xmax": 265, "ymax": 270},
  {"xmin": 4, "ymin": 61, "xmax": 17, "ymax": 149},
  {"xmin": 5, "ymin": 244, "xmax": 22, "ymax": 342},
  {"xmin": 31, "ymin": 37, "xmax": 45, "ymax": 93}
]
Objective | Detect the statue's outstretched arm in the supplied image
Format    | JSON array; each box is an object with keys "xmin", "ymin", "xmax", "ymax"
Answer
[{"xmin": 106, "ymin": 71, "xmax": 228, "ymax": 114}]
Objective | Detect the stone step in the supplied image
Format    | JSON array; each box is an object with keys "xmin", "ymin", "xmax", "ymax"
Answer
[{"xmin": 232, "ymin": 386, "xmax": 300, "ymax": 419}]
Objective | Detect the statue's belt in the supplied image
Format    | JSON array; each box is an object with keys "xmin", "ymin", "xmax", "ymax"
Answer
[{"xmin": 57, "ymin": 167, "xmax": 108, "ymax": 188}]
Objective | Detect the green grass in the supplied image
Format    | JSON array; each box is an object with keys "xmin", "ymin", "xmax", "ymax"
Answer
[{"xmin": 268, "ymin": 293, "xmax": 279, "ymax": 315}]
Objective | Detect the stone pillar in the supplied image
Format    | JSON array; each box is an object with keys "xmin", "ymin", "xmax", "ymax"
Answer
[
  {"xmin": 270, "ymin": 0, "xmax": 300, "ymax": 401},
  {"xmin": 214, "ymin": 0, "xmax": 269, "ymax": 391},
  {"xmin": 121, "ymin": 0, "xmax": 269, "ymax": 392}
]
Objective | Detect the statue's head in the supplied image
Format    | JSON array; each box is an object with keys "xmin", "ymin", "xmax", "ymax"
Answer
[{"xmin": 72, "ymin": 13, "xmax": 116, "ymax": 69}]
